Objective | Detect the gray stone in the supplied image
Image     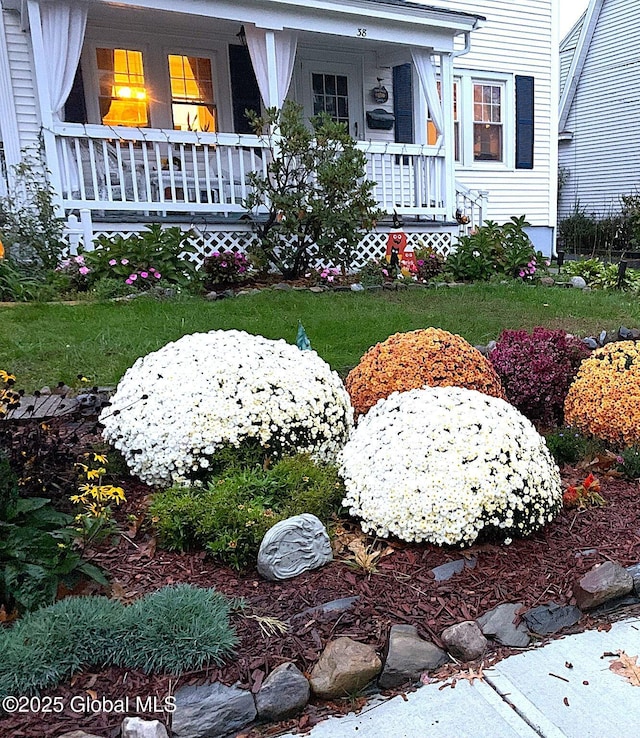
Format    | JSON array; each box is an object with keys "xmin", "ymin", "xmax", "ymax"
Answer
[
  {"xmin": 121, "ymin": 717, "xmax": 169, "ymax": 738},
  {"xmin": 486, "ymin": 340, "xmax": 497, "ymax": 353},
  {"xmin": 582, "ymin": 337, "xmax": 598, "ymax": 350},
  {"xmin": 204, "ymin": 291, "xmax": 219, "ymax": 301},
  {"xmin": 522, "ymin": 603, "xmax": 582, "ymax": 635},
  {"xmin": 573, "ymin": 561, "xmax": 634, "ymax": 610},
  {"xmin": 257, "ymin": 514, "xmax": 332, "ymax": 581},
  {"xmin": 172, "ymin": 682, "xmax": 256, "ymax": 738},
  {"xmin": 440, "ymin": 621, "xmax": 487, "ymax": 662},
  {"xmin": 255, "ymin": 662, "xmax": 310, "ymax": 721},
  {"xmin": 58, "ymin": 732, "xmax": 106, "ymax": 738},
  {"xmin": 350, "ymin": 283, "xmax": 365, "ymax": 292},
  {"xmin": 599, "ymin": 329, "xmax": 608, "ymax": 346},
  {"xmin": 298, "ymin": 596, "xmax": 359, "ymax": 621},
  {"xmin": 378, "ymin": 624, "xmax": 449, "ymax": 689},
  {"xmin": 309, "ymin": 286, "xmax": 324, "ymax": 293},
  {"xmin": 477, "ymin": 603, "xmax": 530, "ymax": 648},
  {"xmin": 365, "ymin": 285, "xmax": 383, "ymax": 292},
  {"xmin": 474, "ymin": 344, "xmax": 488, "ymax": 356},
  {"xmin": 631, "ymin": 328, "xmax": 640, "ymax": 340},
  {"xmin": 274, "ymin": 282, "xmax": 293, "ymax": 291},
  {"xmin": 570, "ymin": 276, "xmax": 587, "ymax": 289},
  {"xmin": 626, "ymin": 563, "xmax": 640, "ymax": 595},
  {"xmin": 310, "ymin": 637, "xmax": 382, "ymax": 698},
  {"xmin": 540, "ymin": 276, "xmax": 555, "ymax": 287},
  {"xmin": 221, "ymin": 289, "xmax": 235, "ymax": 299},
  {"xmin": 431, "ymin": 557, "xmax": 477, "ymax": 582},
  {"xmin": 618, "ymin": 325, "xmax": 633, "ymax": 340},
  {"xmin": 39, "ymin": 385, "xmax": 52, "ymax": 395}
]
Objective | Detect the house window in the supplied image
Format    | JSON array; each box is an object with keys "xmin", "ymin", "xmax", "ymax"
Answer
[
  {"xmin": 168, "ymin": 54, "xmax": 216, "ymax": 132},
  {"xmin": 97, "ymin": 48, "xmax": 148, "ymax": 127},
  {"xmin": 312, "ymin": 73, "xmax": 349, "ymax": 127},
  {"xmin": 473, "ymin": 82, "xmax": 503, "ymax": 161},
  {"xmin": 427, "ymin": 80, "xmax": 460, "ymax": 161}
]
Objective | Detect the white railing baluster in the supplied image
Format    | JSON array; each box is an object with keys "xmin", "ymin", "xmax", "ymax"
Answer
[{"xmin": 50, "ymin": 125, "xmax": 448, "ymax": 218}]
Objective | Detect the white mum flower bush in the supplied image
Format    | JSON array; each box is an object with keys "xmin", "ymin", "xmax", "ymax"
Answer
[
  {"xmin": 100, "ymin": 330, "xmax": 353, "ymax": 487},
  {"xmin": 339, "ymin": 386, "xmax": 562, "ymax": 546}
]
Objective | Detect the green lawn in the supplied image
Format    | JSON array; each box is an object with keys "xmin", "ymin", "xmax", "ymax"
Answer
[{"xmin": 2, "ymin": 284, "xmax": 640, "ymax": 391}]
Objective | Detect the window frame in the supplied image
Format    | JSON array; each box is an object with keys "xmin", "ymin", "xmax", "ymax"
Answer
[
  {"xmin": 454, "ymin": 71, "xmax": 514, "ymax": 171},
  {"xmin": 167, "ymin": 52, "xmax": 218, "ymax": 132},
  {"xmin": 80, "ymin": 36, "xmax": 222, "ymax": 131}
]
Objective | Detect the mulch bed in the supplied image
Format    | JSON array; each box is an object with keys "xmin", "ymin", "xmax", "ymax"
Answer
[{"xmin": 2, "ymin": 464, "xmax": 640, "ymax": 738}]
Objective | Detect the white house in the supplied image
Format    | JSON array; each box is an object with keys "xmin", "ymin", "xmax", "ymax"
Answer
[
  {"xmin": 559, "ymin": 0, "xmax": 640, "ymax": 222},
  {"xmin": 0, "ymin": 0, "xmax": 558, "ymax": 263}
]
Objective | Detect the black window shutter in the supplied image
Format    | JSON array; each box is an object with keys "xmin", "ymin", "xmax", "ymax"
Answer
[
  {"xmin": 64, "ymin": 64, "xmax": 87, "ymax": 124},
  {"xmin": 393, "ymin": 64, "xmax": 414, "ymax": 144},
  {"xmin": 229, "ymin": 45, "xmax": 262, "ymax": 134},
  {"xmin": 515, "ymin": 75, "xmax": 534, "ymax": 169}
]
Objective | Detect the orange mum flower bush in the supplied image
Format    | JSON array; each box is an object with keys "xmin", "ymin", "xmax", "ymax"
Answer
[
  {"xmin": 345, "ymin": 328, "xmax": 506, "ymax": 417},
  {"xmin": 565, "ymin": 341, "xmax": 640, "ymax": 447}
]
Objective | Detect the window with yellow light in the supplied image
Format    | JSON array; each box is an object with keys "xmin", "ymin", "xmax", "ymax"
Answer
[
  {"xmin": 168, "ymin": 54, "xmax": 217, "ymax": 132},
  {"xmin": 97, "ymin": 48, "xmax": 149, "ymax": 127}
]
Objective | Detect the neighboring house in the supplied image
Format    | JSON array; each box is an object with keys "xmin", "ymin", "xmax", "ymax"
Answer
[
  {"xmin": 0, "ymin": 0, "xmax": 557, "ymax": 263},
  {"xmin": 559, "ymin": 0, "xmax": 640, "ymax": 222}
]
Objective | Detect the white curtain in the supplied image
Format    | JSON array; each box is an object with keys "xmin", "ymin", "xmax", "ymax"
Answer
[
  {"xmin": 245, "ymin": 25, "xmax": 297, "ymax": 109},
  {"xmin": 411, "ymin": 48, "xmax": 443, "ymax": 138},
  {"xmin": 39, "ymin": 1, "xmax": 88, "ymax": 121}
]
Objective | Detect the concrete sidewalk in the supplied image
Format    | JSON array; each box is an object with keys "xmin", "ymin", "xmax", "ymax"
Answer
[{"xmin": 282, "ymin": 617, "xmax": 640, "ymax": 738}]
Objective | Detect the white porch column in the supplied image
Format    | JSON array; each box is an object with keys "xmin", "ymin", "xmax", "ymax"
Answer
[
  {"xmin": 440, "ymin": 51, "xmax": 456, "ymax": 219},
  {"xmin": 26, "ymin": 0, "xmax": 63, "ymax": 207},
  {"xmin": 0, "ymin": 9, "xmax": 22, "ymax": 185}
]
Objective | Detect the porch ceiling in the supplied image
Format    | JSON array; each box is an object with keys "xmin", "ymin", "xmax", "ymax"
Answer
[{"xmin": 91, "ymin": 0, "xmax": 483, "ymax": 51}]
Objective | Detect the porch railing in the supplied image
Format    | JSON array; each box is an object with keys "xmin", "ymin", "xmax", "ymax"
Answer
[{"xmin": 52, "ymin": 124, "xmax": 449, "ymax": 219}]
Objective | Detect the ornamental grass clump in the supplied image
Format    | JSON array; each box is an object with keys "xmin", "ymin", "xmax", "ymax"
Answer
[
  {"xmin": 345, "ymin": 328, "xmax": 505, "ymax": 418},
  {"xmin": 490, "ymin": 327, "xmax": 591, "ymax": 426},
  {"xmin": 339, "ymin": 387, "xmax": 562, "ymax": 546},
  {"xmin": 565, "ymin": 341, "xmax": 640, "ymax": 446},
  {"xmin": 100, "ymin": 330, "xmax": 353, "ymax": 487}
]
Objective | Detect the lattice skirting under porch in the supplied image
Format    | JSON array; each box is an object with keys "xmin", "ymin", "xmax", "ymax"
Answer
[{"xmin": 76, "ymin": 222, "xmax": 456, "ymax": 270}]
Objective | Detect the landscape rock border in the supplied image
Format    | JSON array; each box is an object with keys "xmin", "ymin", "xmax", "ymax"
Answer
[{"xmin": 71, "ymin": 560, "xmax": 640, "ymax": 738}]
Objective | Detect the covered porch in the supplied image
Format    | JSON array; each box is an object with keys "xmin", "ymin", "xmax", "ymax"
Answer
[{"xmin": 14, "ymin": 0, "xmax": 484, "ymax": 239}]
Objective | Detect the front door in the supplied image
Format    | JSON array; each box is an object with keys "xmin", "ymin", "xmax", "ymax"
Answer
[{"xmin": 300, "ymin": 60, "xmax": 363, "ymax": 140}]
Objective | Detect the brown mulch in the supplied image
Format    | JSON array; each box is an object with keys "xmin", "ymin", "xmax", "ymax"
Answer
[{"xmin": 2, "ymin": 468, "xmax": 640, "ymax": 738}]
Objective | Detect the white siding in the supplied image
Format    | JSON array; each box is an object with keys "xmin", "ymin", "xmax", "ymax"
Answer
[
  {"xmin": 441, "ymin": 0, "xmax": 556, "ymax": 228},
  {"xmin": 559, "ymin": 17, "xmax": 584, "ymax": 97},
  {"xmin": 3, "ymin": 9, "xmax": 39, "ymax": 153},
  {"xmin": 558, "ymin": 0, "xmax": 640, "ymax": 221}
]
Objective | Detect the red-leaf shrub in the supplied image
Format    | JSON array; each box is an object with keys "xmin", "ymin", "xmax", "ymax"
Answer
[{"xmin": 489, "ymin": 327, "xmax": 591, "ymax": 426}]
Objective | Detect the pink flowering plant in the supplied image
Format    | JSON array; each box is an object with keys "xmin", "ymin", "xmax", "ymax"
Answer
[
  {"xmin": 202, "ymin": 250, "xmax": 252, "ymax": 288},
  {"xmin": 490, "ymin": 327, "xmax": 591, "ymax": 427},
  {"xmin": 445, "ymin": 216, "xmax": 550, "ymax": 283},
  {"xmin": 84, "ymin": 224, "xmax": 198, "ymax": 290},
  {"xmin": 54, "ymin": 254, "xmax": 92, "ymax": 291},
  {"xmin": 414, "ymin": 244, "xmax": 445, "ymax": 282}
]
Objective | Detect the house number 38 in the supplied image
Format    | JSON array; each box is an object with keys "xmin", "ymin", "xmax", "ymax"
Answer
[{"xmin": 357, "ymin": 28, "xmax": 367, "ymax": 37}]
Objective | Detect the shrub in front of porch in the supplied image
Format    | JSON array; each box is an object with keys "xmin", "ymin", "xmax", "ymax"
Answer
[
  {"xmin": 100, "ymin": 330, "xmax": 353, "ymax": 487},
  {"xmin": 244, "ymin": 101, "xmax": 382, "ymax": 279},
  {"xmin": 203, "ymin": 250, "xmax": 252, "ymax": 289},
  {"xmin": 84, "ymin": 224, "xmax": 199, "ymax": 291},
  {"xmin": 345, "ymin": 328, "xmax": 505, "ymax": 418},
  {"xmin": 445, "ymin": 216, "xmax": 549, "ymax": 283}
]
